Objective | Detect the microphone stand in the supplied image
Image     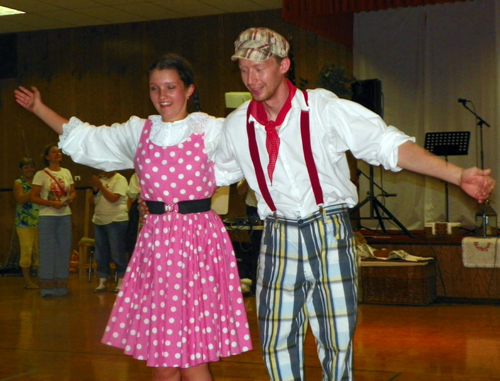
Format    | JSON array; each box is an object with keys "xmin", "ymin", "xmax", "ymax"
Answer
[
  {"xmin": 459, "ymin": 101, "xmax": 490, "ymax": 169},
  {"xmin": 459, "ymin": 101, "xmax": 493, "ymax": 235}
]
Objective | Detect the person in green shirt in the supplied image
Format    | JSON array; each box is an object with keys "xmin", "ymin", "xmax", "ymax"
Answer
[{"xmin": 13, "ymin": 158, "xmax": 40, "ymax": 289}]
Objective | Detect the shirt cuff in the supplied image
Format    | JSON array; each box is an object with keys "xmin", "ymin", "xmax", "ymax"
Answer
[{"xmin": 59, "ymin": 117, "xmax": 83, "ymax": 148}]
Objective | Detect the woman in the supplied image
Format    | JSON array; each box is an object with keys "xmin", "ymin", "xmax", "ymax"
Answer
[
  {"xmin": 31, "ymin": 144, "xmax": 76, "ymax": 297},
  {"xmin": 90, "ymin": 170, "xmax": 129, "ymax": 293},
  {"xmin": 14, "ymin": 53, "xmax": 251, "ymax": 381},
  {"xmin": 13, "ymin": 157, "xmax": 40, "ymax": 289}
]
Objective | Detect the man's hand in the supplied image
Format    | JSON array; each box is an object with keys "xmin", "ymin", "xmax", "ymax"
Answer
[
  {"xmin": 459, "ymin": 167, "xmax": 496, "ymax": 204},
  {"xmin": 137, "ymin": 197, "xmax": 150, "ymax": 223}
]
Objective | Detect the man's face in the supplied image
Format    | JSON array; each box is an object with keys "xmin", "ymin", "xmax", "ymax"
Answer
[{"xmin": 238, "ymin": 57, "xmax": 289, "ymax": 103}]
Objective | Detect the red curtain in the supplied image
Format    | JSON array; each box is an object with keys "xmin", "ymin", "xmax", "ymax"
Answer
[{"xmin": 282, "ymin": 0, "xmax": 467, "ymax": 47}]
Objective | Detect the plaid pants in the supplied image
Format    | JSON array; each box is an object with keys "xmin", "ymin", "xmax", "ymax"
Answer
[{"xmin": 256, "ymin": 205, "xmax": 358, "ymax": 381}]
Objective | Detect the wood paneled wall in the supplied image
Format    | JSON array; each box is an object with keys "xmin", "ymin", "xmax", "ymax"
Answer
[{"xmin": 0, "ymin": 9, "xmax": 352, "ymax": 263}]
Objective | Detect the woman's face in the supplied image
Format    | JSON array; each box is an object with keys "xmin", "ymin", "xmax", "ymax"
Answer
[
  {"xmin": 149, "ymin": 68, "xmax": 194, "ymax": 123},
  {"xmin": 46, "ymin": 146, "xmax": 62, "ymax": 164},
  {"xmin": 20, "ymin": 163, "xmax": 35, "ymax": 179}
]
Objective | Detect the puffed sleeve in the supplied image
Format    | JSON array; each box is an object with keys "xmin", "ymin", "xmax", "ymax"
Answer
[
  {"xmin": 59, "ymin": 116, "xmax": 145, "ymax": 171},
  {"xmin": 199, "ymin": 114, "xmax": 243, "ymax": 186},
  {"xmin": 213, "ymin": 120, "xmax": 245, "ymax": 187},
  {"xmin": 202, "ymin": 115, "xmax": 225, "ymax": 162}
]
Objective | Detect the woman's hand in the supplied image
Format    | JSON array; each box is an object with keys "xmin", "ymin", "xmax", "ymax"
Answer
[
  {"xmin": 14, "ymin": 85, "xmax": 68, "ymax": 135},
  {"xmin": 51, "ymin": 200, "xmax": 64, "ymax": 209},
  {"xmin": 14, "ymin": 86, "xmax": 41, "ymax": 114},
  {"xmin": 60, "ymin": 197, "xmax": 72, "ymax": 206},
  {"xmin": 90, "ymin": 175, "xmax": 103, "ymax": 190}
]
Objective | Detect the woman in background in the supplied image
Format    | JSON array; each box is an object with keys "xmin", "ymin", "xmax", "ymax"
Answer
[
  {"xmin": 124, "ymin": 172, "xmax": 140, "ymax": 260},
  {"xmin": 31, "ymin": 144, "xmax": 76, "ymax": 297},
  {"xmin": 90, "ymin": 170, "xmax": 129, "ymax": 293},
  {"xmin": 13, "ymin": 157, "xmax": 40, "ymax": 289}
]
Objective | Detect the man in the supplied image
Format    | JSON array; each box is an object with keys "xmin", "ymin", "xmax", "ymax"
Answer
[{"xmin": 215, "ymin": 27, "xmax": 495, "ymax": 381}]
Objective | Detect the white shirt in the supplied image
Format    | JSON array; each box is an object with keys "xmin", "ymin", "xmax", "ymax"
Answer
[
  {"xmin": 59, "ymin": 113, "xmax": 224, "ymax": 173},
  {"xmin": 127, "ymin": 173, "xmax": 140, "ymax": 200},
  {"xmin": 32, "ymin": 168, "xmax": 74, "ymax": 217},
  {"xmin": 245, "ymin": 188, "xmax": 258, "ymax": 208},
  {"xmin": 92, "ymin": 173, "xmax": 129, "ymax": 225},
  {"xmin": 216, "ymin": 88, "xmax": 414, "ymax": 220}
]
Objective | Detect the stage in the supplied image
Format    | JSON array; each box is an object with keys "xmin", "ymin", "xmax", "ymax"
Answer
[{"xmin": 362, "ymin": 229, "xmax": 500, "ymax": 302}]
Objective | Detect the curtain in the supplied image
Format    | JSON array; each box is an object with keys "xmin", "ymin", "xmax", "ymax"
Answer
[
  {"xmin": 353, "ymin": 0, "xmax": 500, "ymax": 231},
  {"xmin": 282, "ymin": 1, "xmax": 354, "ymax": 46},
  {"xmin": 282, "ymin": 0, "xmax": 468, "ymax": 47}
]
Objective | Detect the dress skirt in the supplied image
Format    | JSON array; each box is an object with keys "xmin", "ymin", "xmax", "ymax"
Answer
[{"xmin": 102, "ymin": 210, "xmax": 252, "ymax": 368}]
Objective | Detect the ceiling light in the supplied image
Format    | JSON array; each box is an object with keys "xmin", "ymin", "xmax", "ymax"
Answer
[{"xmin": 0, "ymin": 6, "xmax": 24, "ymax": 16}]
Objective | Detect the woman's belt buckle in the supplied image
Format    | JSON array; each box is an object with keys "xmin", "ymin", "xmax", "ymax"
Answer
[{"xmin": 164, "ymin": 204, "xmax": 176, "ymax": 213}]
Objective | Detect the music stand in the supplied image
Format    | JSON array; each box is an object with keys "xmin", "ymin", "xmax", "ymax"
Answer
[{"xmin": 424, "ymin": 131, "xmax": 470, "ymax": 222}]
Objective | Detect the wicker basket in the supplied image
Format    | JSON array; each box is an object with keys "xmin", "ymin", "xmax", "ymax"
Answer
[{"xmin": 360, "ymin": 261, "xmax": 436, "ymax": 305}]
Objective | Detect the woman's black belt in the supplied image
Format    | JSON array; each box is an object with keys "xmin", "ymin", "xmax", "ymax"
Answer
[{"xmin": 145, "ymin": 198, "xmax": 212, "ymax": 215}]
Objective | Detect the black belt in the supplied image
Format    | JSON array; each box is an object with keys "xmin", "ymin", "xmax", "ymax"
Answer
[{"xmin": 146, "ymin": 198, "xmax": 212, "ymax": 215}]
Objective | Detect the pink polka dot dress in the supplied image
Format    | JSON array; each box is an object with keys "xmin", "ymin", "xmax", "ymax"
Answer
[{"xmin": 102, "ymin": 118, "xmax": 252, "ymax": 368}]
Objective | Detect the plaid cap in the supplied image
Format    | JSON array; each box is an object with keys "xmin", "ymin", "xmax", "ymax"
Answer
[{"xmin": 231, "ymin": 27, "xmax": 289, "ymax": 62}]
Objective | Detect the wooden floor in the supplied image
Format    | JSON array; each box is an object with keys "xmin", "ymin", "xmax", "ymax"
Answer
[{"xmin": 2, "ymin": 273, "xmax": 500, "ymax": 381}]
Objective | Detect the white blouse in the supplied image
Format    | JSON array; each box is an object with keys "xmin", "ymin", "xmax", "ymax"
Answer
[{"xmin": 59, "ymin": 112, "xmax": 224, "ymax": 173}]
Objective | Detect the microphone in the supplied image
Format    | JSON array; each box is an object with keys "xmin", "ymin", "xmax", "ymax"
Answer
[{"xmin": 458, "ymin": 98, "xmax": 470, "ymax": 104}]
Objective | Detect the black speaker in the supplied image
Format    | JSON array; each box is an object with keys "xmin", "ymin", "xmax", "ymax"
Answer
[
  {"xmin": 352, "ymin": 79, "xmax": 383, "ymax": 117},
  {"xmin": 0, "ymin": 34, "xmax": 17, "ymax": 79}
]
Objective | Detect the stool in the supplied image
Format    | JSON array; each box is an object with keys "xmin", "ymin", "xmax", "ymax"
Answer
[{"xmin": 78, "ymin": 237, "xmax": 95, "ymax": 280}]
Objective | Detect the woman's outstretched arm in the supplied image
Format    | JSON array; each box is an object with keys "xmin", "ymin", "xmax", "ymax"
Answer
[{"xmin": 14, "ymin": 86, "xmax": 68, "ymax": 135}]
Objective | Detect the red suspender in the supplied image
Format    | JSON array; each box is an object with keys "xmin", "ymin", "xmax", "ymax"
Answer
[
  {"xmin": 247, "ymin": 108, "xmax": 278, "ymax": 213},
  {"xmin": 246, "ymin": 90, "xmax": 324, "ymax": 215},
  {"xmin": 300, "ymin": 91, "xmax": 324, "ymax": 208}
]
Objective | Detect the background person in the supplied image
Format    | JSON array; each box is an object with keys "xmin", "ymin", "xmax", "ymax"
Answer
[
  {"xmin": 90, "ymin": 171, "xmax": 129, "ymax": 293},
  {"xmin": 31, "ymin": 144, "xmax": 76, "ymax": 297},
  {"xmin": 236, "ymin": 178, "xmax": 262, "ymax": 294},
  {"xmin": 14, "ymin": 53, "xmax": 252, "ymax": 381},
  {"xmin": 13, "ymin": 157, "xmax": 40, "ymax": 289},
  {"xmin": 124, "ymin": 172, "xmax": 140, "ymax": 260}
]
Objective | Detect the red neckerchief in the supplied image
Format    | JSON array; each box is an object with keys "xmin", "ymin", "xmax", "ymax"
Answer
[
  {"xmin": 248, "ymin": 79, "xmax": 297, "ymax": 183},
  {"xmin": 246, "ymin": 89, "xmax": 325, "ymax": 215}
]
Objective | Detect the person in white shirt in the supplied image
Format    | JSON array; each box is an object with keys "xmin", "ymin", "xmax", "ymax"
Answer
[
  {"xmin": 31, "ymin": 144, "xmax": 76, "ymax": 298},
  {"xmin": 215, "ymin": 27, "xmax": 496, "ymax": 381},
  {"xmin": 124, "ymin": 172, "xmax": 140, "ymax": 259},
  {"xmin": 90, "ymin": 171, "xmax": 129, "ymax": 293}
]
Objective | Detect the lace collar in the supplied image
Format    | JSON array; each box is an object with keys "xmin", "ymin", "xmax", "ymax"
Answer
[{"xmin": 148, "ymin": 112, "xmax": 209, "ymax": 148}]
